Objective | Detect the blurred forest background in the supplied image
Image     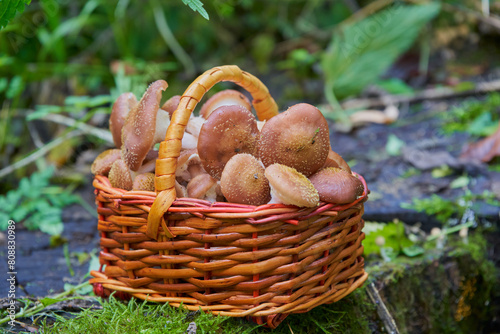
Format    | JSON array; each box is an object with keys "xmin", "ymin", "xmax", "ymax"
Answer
[
  {"xmin": 1, "ymin": 0, "xmax": 500, "ymax": 237},
  {"xmin": 1, "ymin": 1, "xmax": 500, "ymax": 332}
]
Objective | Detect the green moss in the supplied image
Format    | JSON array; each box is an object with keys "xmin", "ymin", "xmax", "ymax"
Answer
[
  {"xmin": 365, "ymin": 232, "xmax": 498, "ymax": 334},
  {"xmin": 248, "ymin": 289, "xmax": 378, "ymax": 334}
]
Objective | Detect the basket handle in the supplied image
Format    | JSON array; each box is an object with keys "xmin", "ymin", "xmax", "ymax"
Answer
[{"xmin": 147, "ymin": 65, "xmax": 279, "ymax": 240}]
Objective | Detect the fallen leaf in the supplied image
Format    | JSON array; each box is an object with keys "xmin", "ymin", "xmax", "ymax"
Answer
[{"xmin": 459, "ymin": 122, "xmax": 500, "ymax": 162}]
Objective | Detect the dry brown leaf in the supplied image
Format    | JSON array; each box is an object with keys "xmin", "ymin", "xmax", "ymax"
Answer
[{"xmin": 460, "ymin": 123, "xmax": 500, "ymax": 162}]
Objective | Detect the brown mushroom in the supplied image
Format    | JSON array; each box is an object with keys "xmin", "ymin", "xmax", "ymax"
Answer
[
  {"xmin": 121, "ymin": 80, "xmax": 168, "ymax": 171},
  {"xmin": 264, "ymin": 163, "xmax": 319, "ymax": 207},
  {"xmin": 220, "ymin": 153, "xmax": 271, "ymax": 206},
  {"xmin": 259, "ymin": 103, "xmax": 330, "ymax": 176},
  {"xmin": 199, "ymin": 89, "xmax": 252, "ymax": 119},
  {"xmin": 187, "ymin": 173, "xmax": 217, "ymax": 201},
  {"xmin": 91, "ymin": 149, "xmax": 122, "ymax": 176},
  {"xmin": 322, "ymin": 149, "xmax": 351, "ymax": 173},
  {"xmin": 309, "ymin": 167, "xmax": 364, "ymax": 204},
  {"xmin": 108, "ymin": 159, "xmax": 134, "ymax": 190},
  {"xmin": 132, "ymin": 173, "xmax": 155, "ymax": 191},
  {"xmin": 161, "ymin": 95, "xmax": 181, "ymax": 118},
  {"xmin": 110, "ymin": 93, "xmax": 138, "ymax": 148},
  {"xmin": 197, "ymin": 105, "xmax": 259, "ymax": 179}
]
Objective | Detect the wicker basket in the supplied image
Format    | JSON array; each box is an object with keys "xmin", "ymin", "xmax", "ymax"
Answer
[{"xmin": 90, "ymin": 65, "xmax": 369, "ymax": 329}]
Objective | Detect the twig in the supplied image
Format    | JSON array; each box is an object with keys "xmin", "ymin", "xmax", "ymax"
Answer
[
  {"xmin": 0, "ymin": 130, "xmax": 83, "ymax": 179},
  {"xmin": 366, "ymin": 283, "xmax": 400, "ymax": 334},
  {"xmin": 442, "ymin": 3, "xmax": 500, "ymax": 32},
  {"xmin": 39, "ymin": 113, "xmax": 113, "ymax": 144},
  {"xmin": 340, "ymin": 79, "xmax": 500, "ymax": 110}
]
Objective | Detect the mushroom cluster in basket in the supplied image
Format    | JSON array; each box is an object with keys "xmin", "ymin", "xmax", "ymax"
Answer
[{"xmin": 92, "ymin": 81, "xmax": 364, "ymax": 207}]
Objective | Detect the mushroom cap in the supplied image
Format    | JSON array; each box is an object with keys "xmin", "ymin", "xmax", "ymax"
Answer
[
  {"xmin": 197, "ymin": 105, "xmax": 259, "ymax": 179},
  {"xmin": 161, "ymin": 95, "xmax": 181, "ymax": 118},
  {"xmin": 91, "ymin": 149, "xmax": 122, "ymax": 176},
  {"xmin": 108, "ymin": 159, "xmax": 133, "ymax": 190},
  {"xmin": 187, "ymin": 173, "xmax": 217, "ymax": 199},
  {"xmin": 121, "ymin": 80, "xmax": 168, "ymax": 171},
  {"xmin": 259, "ymin": 103, "xmax": 330, "ymax": 176},
  {"xmin": 199, "ymin": 89, "xmax": 252, "ymax": 119},
  {"xmin": 323, "ymin": 149, "xmax": 351, "ymax": 173},
  {"xmin": 110, "ymin": 93, "xmax": 138, "ymax": 148},
  {"xmin": 132, "ymin": 173, "xmax": 155, "ymax": 191},
  {"xmin": 309, "ymin": 167, "xmax": 364, "ymax": 204},
  {"xmin": 220, "ymin": 153, "xmax": 271, "ymax": 206},
  {"xmin": 264, "ymin": 163, "xmax": 319, "ymax": 207}
]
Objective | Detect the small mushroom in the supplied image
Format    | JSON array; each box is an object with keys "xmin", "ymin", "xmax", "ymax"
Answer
[
  {"xmin": 199, "ymin": 89, "xmax": 252, "ymax": 119},
  {"xmin": 108, "ymin": 159, "xmax": 134, "ymax": 190},
  {"xmin": 309, "ymin": 167, "xmax": 364, "ymax": 204},
  {"xmin": 91, "ymin": 149, "xmax": 122, "ymax": 176},
  {"xmin": 197, "ymin": 105, "xmax": 259, "ymax": 179},
  {"xmin": 259, "ymin": 103, "xmax": 330, "ymax": 176},
  {"xmin": 110, "ymin": 93, "xmax": 138, "ymax": 148},
  {"xmin": 161, "ymin": 95, "xmax": 181, "ymax": 118},
  {"xmin": 121, "ymin": 80, "xmax": 168, "ymax": 171},
  {"xmin": 220, "ymin": 153, "xmax": 271, "ymax": 206},
  {"xmin": 264, "ymin": 163, "xmax": 319, "ymax": 207},
  {"xmin": 132, "ymin": 173, "xmax": 155, "ymax": 191},
  {"xmin": 187, "ymin": 173, "xmax": 217, "ymax": 202},
  {"xmin": 176, "ymin": 149, "xmax": 198, "ymax": 182},
  {"xmin": 322, "ymin": 149, "xmax": 351, "ymax": 173}
]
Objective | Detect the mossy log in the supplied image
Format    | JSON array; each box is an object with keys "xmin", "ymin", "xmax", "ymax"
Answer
[{"xmin": 246, "ymin": 233, "xmax": 499, "ymax": 333}]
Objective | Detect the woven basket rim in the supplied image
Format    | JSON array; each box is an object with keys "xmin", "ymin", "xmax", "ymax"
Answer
[{"xmin": 94, "ymin": 171, "xmax": 368, "ymax": 225}]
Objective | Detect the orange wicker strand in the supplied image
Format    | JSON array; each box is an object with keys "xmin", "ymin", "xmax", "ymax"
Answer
[{"xmin": 91, "ymin": 66, "xmax": 368, "ymax": 329}]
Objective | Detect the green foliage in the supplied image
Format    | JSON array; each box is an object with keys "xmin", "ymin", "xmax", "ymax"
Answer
[
  {"xmin": 401, "ymin": 194, "xmax": 458, "ymax": 223},
  {"xmin": 375, "ymin": 78, "xmax": 415, "ymax": 95},
  {"xmin": 0, "ymin": 0, "xmax": 31, "ymax": 29},
  {"xmin": 0, "ymin": 167, "xmax": 80, "ymax": 235},
  {"xmin": 363, "ymin": 221, "xmax": 423, "ymax": 261},
  {"xmin": 441, "ymin": 93, "xmax": 500, "ymax": 136},
  {"xmin": 182, "ymin": 0, "xmax": 209, "ymax": 20},
  {"xmin": 321, "ymin": 2, "xmax": 440, "ymax": 103},
  {"xmin": 401, "ymin": 190, "xmax": 500, "ymax": 223}
]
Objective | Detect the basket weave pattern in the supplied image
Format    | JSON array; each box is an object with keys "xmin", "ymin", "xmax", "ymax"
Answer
[{"xmin": 90, "ymin": 66, "xmax": 368, "ymax": 328}]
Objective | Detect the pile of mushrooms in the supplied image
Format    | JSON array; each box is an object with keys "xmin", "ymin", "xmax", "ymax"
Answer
[{"xmin": 92, "ymin": 84, "xmax": 364, "ymax": 207}]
